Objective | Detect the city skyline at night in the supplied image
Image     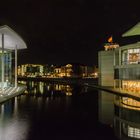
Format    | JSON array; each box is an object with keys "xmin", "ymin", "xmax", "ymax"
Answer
[{"xmin": 0, "ymin": 1, "xmax": 140, "ymax": 138}]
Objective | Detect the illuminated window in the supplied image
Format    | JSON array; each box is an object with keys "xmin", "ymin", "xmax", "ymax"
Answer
[
  {"xmin": 128, "ymin": 126, "xmax": 140, "ymax": 139},
  {"xmin": 122, "ymin": 81, "xmax": 140, "ymax": 93},
  {"xmin": 122, "ymin": 48, "xmax": 140, "ymax": 65}
]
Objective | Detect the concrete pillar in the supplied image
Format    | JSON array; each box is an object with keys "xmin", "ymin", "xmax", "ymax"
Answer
[
  {"xmin": 119, "ymin": 48, "xmax": 121, "ymax": 66},
  {"xmin": 1, "ymin": 34, "xmax": 4, "ymax": 92},
  {"xmin": 15, "ymin": 45, "xmax": 17, "ymax": 87},
  {"xmin": 119, "ymin": 49, "xmax": 121, "ymax": 89},
  {"xmin": 113, "ymin": 50, "xmax": 116, "ymax": 66}
]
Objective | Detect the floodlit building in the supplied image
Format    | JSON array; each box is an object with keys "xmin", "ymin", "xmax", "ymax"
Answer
[
  {"xmin": 98, "ymin": 43, "xmax": 119, "ymax": 86},
  {"xmin": 99, "ymin": 22, "xmax": 140, "ymax": 93},
  {"xmin": 114, "ymin": 23, "xmax": 140, "ymax": 93},
  {"xmin": 0, "ymin": 25, "xmax": 27, "ymax": 95},
  {"xmin": 18, "ymin": 64, "xmax": 44, "ymax": 77},
  {"xmin": 114, "ymin": 42, "xmax": 140, "ymax": 92}
]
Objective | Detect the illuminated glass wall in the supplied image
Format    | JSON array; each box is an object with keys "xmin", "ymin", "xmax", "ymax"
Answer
[
  {"xmin": 114, "ymin": 67, "xmax": 140, "ymax": 80},
  {"xmin": 0, "ymin": 50, "xmax": 12, "ymax": 87},
  {"xmin": 122, "ymin": 48, "xmax": 140, "ymax": 65}
]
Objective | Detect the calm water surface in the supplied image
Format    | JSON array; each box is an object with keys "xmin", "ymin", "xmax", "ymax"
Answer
[{"xmin": 0, "ymin": 80, "xmax": 139, "ymax": 140}]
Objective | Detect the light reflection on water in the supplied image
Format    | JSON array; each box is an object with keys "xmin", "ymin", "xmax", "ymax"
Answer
[
  {"xmin": 0, "ymin": 97, "xmax": 29, "ymax": 140},
  {"xmin": 0, "ymin": 81, "xmax": 140, "ymax": 140},
  {"xmin": 99, "ymin": 91, "xmax": 140, "ymax": 140},
  {"xmin": 19, "ymin": 81, "xmax": 74, "ymax": 96},
  {"xmin": 0, "ymin": 81, "xmax": 93, "ymax": 140}
]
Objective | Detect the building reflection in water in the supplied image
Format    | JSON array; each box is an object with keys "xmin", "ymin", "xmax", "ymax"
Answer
[
  {"xmin": 18, "ymin": 80, "xmax": 79, "ymax": 96},
  {"xmin": 0, "ymin": 97, "xmax": 29, "ymax": 140},
  {"xmin": 114, "ymin": 96, "xmax": 140, "ymax": 139},
  {"xmin": 99, "ymin": 91, "xmax": 140, "ymax": 139},
  {"xmin": 98, "ymin": 91, "xmax": 115, "ymax": 125}
]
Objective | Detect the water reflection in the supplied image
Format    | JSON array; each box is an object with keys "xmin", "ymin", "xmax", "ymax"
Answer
[
  {"xmin": 114, "ymin": 96, "xmax": 140, "ymax": 139},
  {"xmin": 1, "ymin": 80, "xmax": 140, "ymax": 140},
  {"xmin": 98, "ymin": 91, "xmax": 114, "ymax": 125},
  {"xmin": 18, "ymin": 80, "xmax": 87, "ymax": 97},
  {"xmin": 0, "ymin": 97, "xmax": 29, "ymax": 140},
  {"xmin": 1, "ymin": 81, "xmax": 98, "ymax": 140},
  {"xmin": 99, "ymin": 91, "xmax": 140, "ymax": 140}
]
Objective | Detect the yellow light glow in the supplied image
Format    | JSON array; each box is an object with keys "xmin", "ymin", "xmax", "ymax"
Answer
[
  {"xmin": 122, "ymin": 80, "xmax": 140, "ymax": 93},
  {"xmin": 122, "ymin": 97, "xmax": 140, "ymax": 110}
]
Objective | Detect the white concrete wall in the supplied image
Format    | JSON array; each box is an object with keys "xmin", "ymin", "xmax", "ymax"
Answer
[{"xmin": 98, "ymin": 50, "xmax": 114, "ymax": 86}]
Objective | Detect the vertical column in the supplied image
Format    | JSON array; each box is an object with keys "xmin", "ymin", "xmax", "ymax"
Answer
[
  {"xmin": 113, "ymin": 50, "xmax": 116, "ymax": 66},
  {"xmin": 119, "ymin": 48, "xmax": 121, "ymax": 66},
  {"xmin": 1, "ymin": 34, "xmax": 4, "ymax": 92},
  {"xmin": 119, "ymin": 49, "xmax": 121, "ymax": 89},
  {"xmin": 113, "ymin": 50, "xmax": 116, "ymax": 88},
  {"xmin": 15, "ymin": 45, "xmax": 17, "ymax": 88},
  {"xmin": 9, "ymin": 52, "xmax": 12, "ymax": 86}
]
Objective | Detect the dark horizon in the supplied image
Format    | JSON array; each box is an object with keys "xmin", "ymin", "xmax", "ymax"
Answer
[{"xmin": 1, "ymin": 0, "xmax": 140, "ymax": 65}]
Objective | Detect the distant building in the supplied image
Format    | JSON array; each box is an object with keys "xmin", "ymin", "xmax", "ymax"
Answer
[
  {"xmin": 61, "ymin": 64, "xmax": 73, "ymax": 77},
  {"xmin": 18, "ymin": 64, "xmax": 44, "ymax": 77},
  {"xmin": 18, "ymin": 63, "xmax": 97, "ymax": 78},
  {"xmin": 54, "ymin": 67, "xmax": 61, "ymax": 77},
  {"xmin": 60, "ymin": 63, "xmax": 97, "ymax": 78}
]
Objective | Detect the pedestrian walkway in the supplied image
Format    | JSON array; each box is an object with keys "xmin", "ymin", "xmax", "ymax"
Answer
[{"xmin": 0, "ymin": 85, "xmax": 26, "ymax": 104}]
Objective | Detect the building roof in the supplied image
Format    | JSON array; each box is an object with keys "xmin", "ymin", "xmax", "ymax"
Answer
[
  {"xmin": 122, "ymin": 22, "xmax": 140, "ymax": 37},
  {"xmin": 0, "ymin": 25, "xmax": 27, "ymax": 50}
]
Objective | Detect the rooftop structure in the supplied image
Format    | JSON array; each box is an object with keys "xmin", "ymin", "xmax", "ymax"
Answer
[
  {"xmin": 122, "ymin": 22, "xmax": 140, "ymax": 37},
  {"xmin": 0, "ymin": 25, "xmax": 27, "ymax": 95}
]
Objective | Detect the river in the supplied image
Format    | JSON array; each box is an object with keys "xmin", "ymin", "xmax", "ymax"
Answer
[{"xmin": 0, "ymin": 80, "xmax": 139, "ymax": 140}]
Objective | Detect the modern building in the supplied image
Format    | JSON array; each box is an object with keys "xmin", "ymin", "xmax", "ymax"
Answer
[
  {"xmin": 113, "ymin": 23, "xmax": 140, "ymax": 138},
  {"xmin": 99, "ymin": 23, "xmax": 140, "ymax": 94},
  {"xmin": 114, "ymin": 42, "xmax": 140, "ymax": 93},
  {"xmin": 114, "ymin": 23, "xmax": 140, "ymax": 93},
  {"xmin": 98, "ymin": 43, "xmax": 119, "ymax": 86},
  {"xmin": 0, "ymin": 25, "xmax": 27, "ymax": 95}
]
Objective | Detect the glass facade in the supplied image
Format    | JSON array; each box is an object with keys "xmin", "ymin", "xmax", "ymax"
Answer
[
  {"xmin": 122, "ymin": 80, "xmax": 140, "ymax": 93},
  {"xmin": 0, "ymin": 50, "xmax": 12, "ymax": 87},
  {"xmin": 114, "ymin": 67, "xmax": 140, "ymax": 80},
  {"xmin": 114, "ymin": 47, "xmax": 140, "ymax": 93},
  {"xmin": 122, "ymin": 48, "xmax": 140, "ymax": 65}
]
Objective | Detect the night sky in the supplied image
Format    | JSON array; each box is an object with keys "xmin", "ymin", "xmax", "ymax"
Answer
[{"xmin": 0, "ymin": 0, "xmax": 140, "ymax": 66}]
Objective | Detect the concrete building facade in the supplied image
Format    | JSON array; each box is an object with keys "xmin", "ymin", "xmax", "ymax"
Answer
[
  {"xmin": 98, "ymin": 43, "xmax": 119, "ymax": 86},
  {"xmin": 98, "ymin": 22, "xmax": 140, "ymax": 94}
]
